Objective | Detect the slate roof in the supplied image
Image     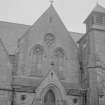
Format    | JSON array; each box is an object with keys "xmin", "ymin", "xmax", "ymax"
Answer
[
  {"xmin": 0, "ymin": 21, "xmax": 30, "ymax": 54},
  {"xmin": 70, "ymin": 32, "xmax": 83, "ymax": 42}
]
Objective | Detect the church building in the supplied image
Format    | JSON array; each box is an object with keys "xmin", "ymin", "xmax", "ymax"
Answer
[{"xmin": 0, "ymin": 3, "xmax": 105, "ymax": 105}]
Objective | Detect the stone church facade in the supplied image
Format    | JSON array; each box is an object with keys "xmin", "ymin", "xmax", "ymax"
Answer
[{"xmin": 0, "ymin": 3, "xmax": 105, "ymax": 105}]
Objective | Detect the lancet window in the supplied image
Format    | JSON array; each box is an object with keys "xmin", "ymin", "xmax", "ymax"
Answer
[
  {"xmin": 31, "ymin": 44, "xmax": 44, "ymax": 76},
  {"xmin": 54, "ymin": 47, "xmax": 65, "ymax": 80}
]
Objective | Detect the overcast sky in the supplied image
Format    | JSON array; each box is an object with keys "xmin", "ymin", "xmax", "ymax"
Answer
[{"xmin": 0, "ymin": 0, "xmax": 105, "ymax": 33}]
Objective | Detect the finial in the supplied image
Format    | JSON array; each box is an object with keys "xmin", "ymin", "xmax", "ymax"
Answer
[{"xmin": 49, "ymin": 0, "xmax": 54, "ymax": 5}]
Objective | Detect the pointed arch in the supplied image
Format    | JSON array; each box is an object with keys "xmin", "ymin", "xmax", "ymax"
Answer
[
  {"xmin": 30, "ymin": 44, "xmax": 44, "ymax": 76},
  {"xmin": 54, "ymin": 47, "xmax": 65, "ymax": 67},
  {"xmin": 54, "ymin": 47, "xmax": 66, "ymax": 80},
  {"xmin": 39, "ymin": 84, "xmax": 64, "ymax": 105},
  {"xmin": 44, "ymin": 89, "xmax": 56, "ymax": 105}
]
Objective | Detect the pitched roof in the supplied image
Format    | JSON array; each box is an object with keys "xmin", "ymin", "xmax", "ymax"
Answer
[
  {"xmin": 20, "ymin": 4, "xmax": 78, "ymax": 48},
  {"xmin": 92, "ymin": 4, "xmax": 105, "ymax": 13},
  {"xmin": 0, "ymin": 21, "xmax": 30, "ymax": 54},
  {"xmin": 30, "ymin": 4, "xmax": 70, "ymax": 31},
  {"xmin": 0, "ymin": 4, "xmax": 82, "ymax": 54}
]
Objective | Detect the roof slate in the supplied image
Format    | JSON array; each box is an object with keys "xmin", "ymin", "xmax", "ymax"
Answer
[{"xmin": 0, "ymin": 21, "xmax": 30, "ymax": 54}]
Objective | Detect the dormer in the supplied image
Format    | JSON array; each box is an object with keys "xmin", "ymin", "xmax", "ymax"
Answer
[{"xmin": 84, "ymin": 4, "xmax": 105, "ymax": 32}]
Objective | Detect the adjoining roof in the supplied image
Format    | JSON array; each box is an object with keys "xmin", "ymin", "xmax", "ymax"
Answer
[
  {"xmin": 0, "ymin": 21, "xmax": 30, "ymax": 54},
  {"xmin": 70, "ymin": 32, "xmax": 84, "ymax": 42},
  {"xmin": 92, "ymin": 4, "xmax": 105, "ymax": 13}
]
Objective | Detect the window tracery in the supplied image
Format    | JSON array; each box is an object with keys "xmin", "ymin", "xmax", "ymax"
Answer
[
  {"xmin": 30, "ymin": 44, "xmax": 44, "ymax": 77},
  {"xmin": 54, "ymin": 47, "xmax": 65, "ymax": 58},
  {"xmin": 44, "ymin": 33, "xmax": 56, "ymax": 47},
  {"xmin": 54, "ymin": 47, "xmax": 65, "ymax": 80},
  {"xmin": 32, "ymin": 44, "xmax": 44, "ymax": 55}
]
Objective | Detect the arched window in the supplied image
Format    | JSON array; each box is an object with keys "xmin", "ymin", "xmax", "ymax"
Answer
[
  {"xmin": 54, "ymin": 47, "xmax": 65, "ymax": 80},
  {"xmin": 54, "ymin": 47, "xmax": 65, "ymax": 66},
  {"xmin": 44, "ymin": 89, "xmax": 56, "ymax": 105},
  {"xmin": 31, "ymin": 44, "xmax": 44, "ymax": 77}
]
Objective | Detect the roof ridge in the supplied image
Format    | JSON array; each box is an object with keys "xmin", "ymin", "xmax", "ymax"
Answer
[{"xmin": 0, "ymin": 20, "xmax": 31, "ymax": 27}]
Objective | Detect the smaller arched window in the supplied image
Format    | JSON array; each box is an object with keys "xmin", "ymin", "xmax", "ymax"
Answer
[
  {"xmin": 54, "ymin": 47, "xmax": 65, "ymax": 66},
  {"xmin": 54, "ymin": 47, "xmax": 65, "ymax": 80},
  {"xmin": 31, "ymin": 44, "xmax": 44, "ymax": 77}
]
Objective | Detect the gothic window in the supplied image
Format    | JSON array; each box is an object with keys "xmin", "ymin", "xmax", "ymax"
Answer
[
  {"xmin": 54, "ymin": 47, "xmax": 64, "ymax": 57},
  {"xmin": 44, "ymin": 89, "xmax": 56, "ymax": 105},
  {"xmin": 54, "ymin": 47, "xmax": 65, "ymax": 65},
  {"xmin": 44, "ymin": 33, "xmax": 56, "ymax": 47},
  {"xmin": 54, "ymin": 47, "xmax": 65, "ymax": 80},
  {"xmin": 31, "ymin": 44, "xmax": 44, "ymax": 76}
]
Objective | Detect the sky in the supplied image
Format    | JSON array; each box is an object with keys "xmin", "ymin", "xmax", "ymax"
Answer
[{"xmin": 0, "ymin": 0, "xmax": 105, "ymax": 33}]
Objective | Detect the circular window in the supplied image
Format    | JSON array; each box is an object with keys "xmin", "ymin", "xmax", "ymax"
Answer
[{"xmin": 44, "ymin": 33, "xmax": 56, "ymax": 47}]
